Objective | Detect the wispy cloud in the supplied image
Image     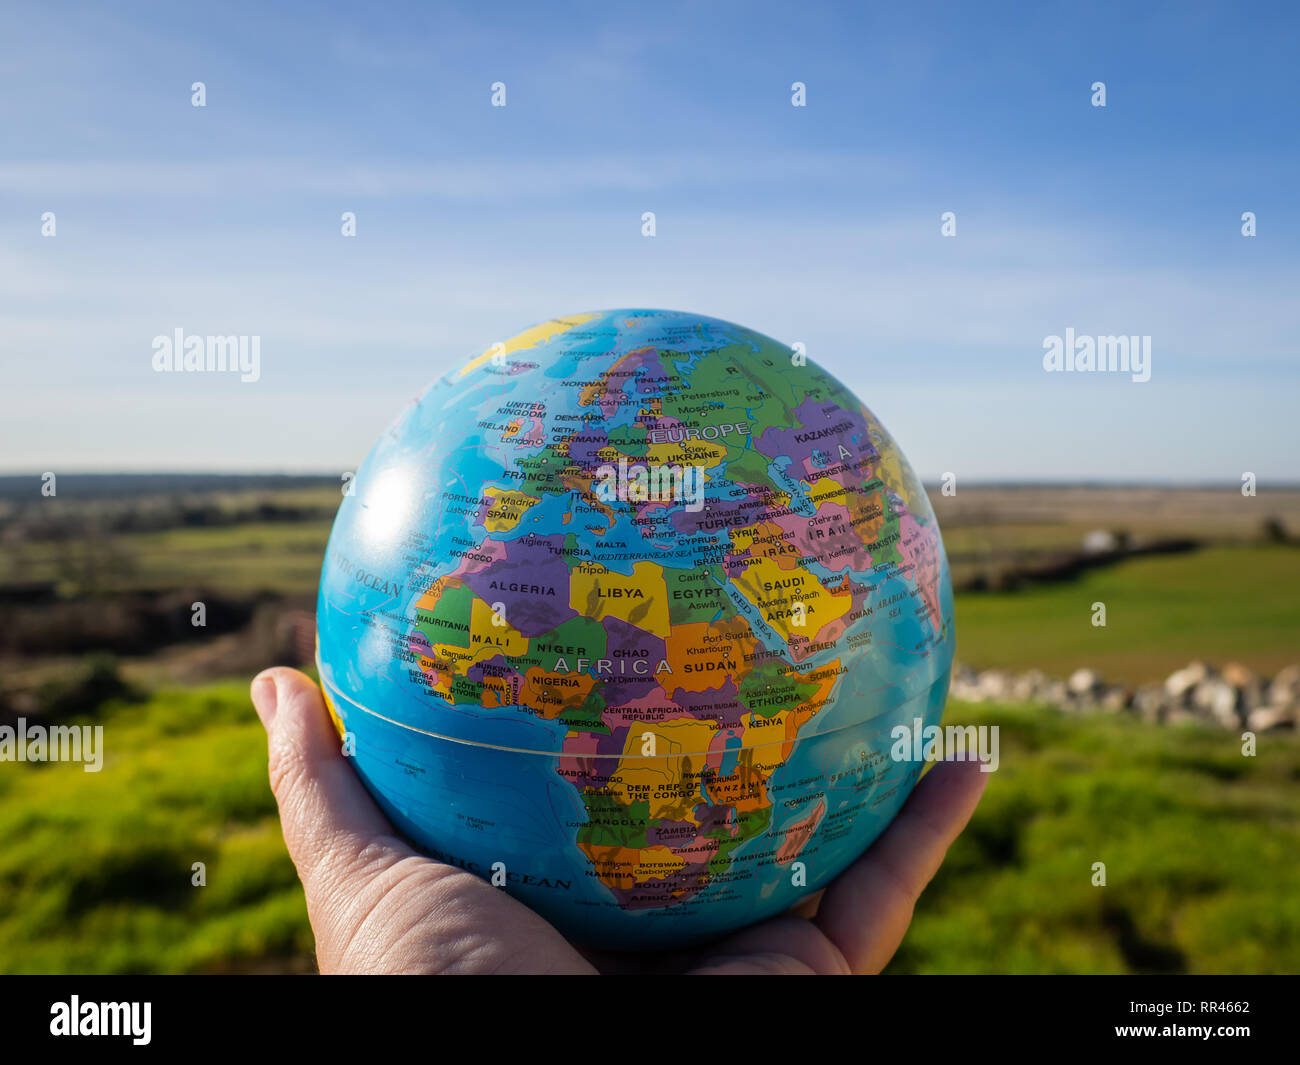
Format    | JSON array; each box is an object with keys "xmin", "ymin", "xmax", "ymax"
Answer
[
  {"xmin": 0, "ymin": 0, "xmax": 1296, "ymax": 480},
  {"xmin": 0, "ymin": 151, "xmax": 903, "ymax": 201}
]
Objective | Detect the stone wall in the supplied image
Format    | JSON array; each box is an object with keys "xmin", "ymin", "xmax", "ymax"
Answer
[{"xmin": 949, "ymin": 660, "xmax": 1299, "ymax": 732}]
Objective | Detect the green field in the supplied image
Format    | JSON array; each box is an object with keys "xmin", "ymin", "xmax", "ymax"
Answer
[
  {"xmin": 0, "ymin": 684, "xmax": 312, "ymax": 973},
  {"xmin": 955, "ymin": 545, "xmax": 1300, "ymax": 684},
  {"xmin": 888, "ymin": 701, "xmax": 1300, "ymax": 973},
  {"xmin": 10, "ymin": 521, "xmax": 334, "ymax": 596},
  {"xmin": 3, "ymin": 683, "xmax": 1296, "ymax": 974},
  {"xmin": 116, "ymin": 522, "xmax": 333, "ymax": 594},
  {"xmin": 10, "ymin": 514, "xmax": 1298, "ymax": 685}
]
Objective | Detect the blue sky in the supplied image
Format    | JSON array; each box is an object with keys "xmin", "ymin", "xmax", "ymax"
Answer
[{"xmin": 1, "ymin": 0, "xmax": 1297, "ymax": 480}]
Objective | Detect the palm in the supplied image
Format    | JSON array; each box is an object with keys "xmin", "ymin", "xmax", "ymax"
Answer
[{"xmin": 253, "ymin": 668, "xmax": 986, "ymax": 975}]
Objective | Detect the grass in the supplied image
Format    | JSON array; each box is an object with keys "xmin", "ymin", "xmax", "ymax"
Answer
[
  {"xmin": 954, "ymin": 544, "xmax": 1300, "ymax": 684},
  {"xmin": 2, "ymin": 683, "xmax": 1297, "ymax": 973},
  {"xmin": 888, "ymin": 701, "xmax": 1300, "ymax": 974},
  {"xmin": 118, "ymin": 522, "xmax": 333, "ymax": 593},
  {"xmin": 943, "ymin": 520, "xmax": 1118, "ymax": 555},
  {"xmin": 11, "ymin": 520, "xmax": 334, "ymax": 596},
  {"xmin": 0, "ymin": 683, "xmax": 313, "ymax": 973}
]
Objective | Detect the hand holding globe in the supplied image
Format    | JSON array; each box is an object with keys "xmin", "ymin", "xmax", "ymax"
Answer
[
  {"xmin": 285, "ymin": 309, "xmax": 978, "ymax": 959},
  {"xmin": 251, "ymin": 667, "xmax": 987, "ymax": 973}
]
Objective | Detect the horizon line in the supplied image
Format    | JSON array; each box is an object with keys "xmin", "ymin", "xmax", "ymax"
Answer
[{"xmin": 1, "ymin": 471, "xmax": 1297, "ymax": 491}]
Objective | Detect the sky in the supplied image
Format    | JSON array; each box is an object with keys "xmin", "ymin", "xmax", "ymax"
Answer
[{"xmin": 0, "ymin": 0, "xmax": 1297, "ymax": 482}]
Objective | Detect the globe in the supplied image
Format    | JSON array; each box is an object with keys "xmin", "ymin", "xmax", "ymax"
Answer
[{"xmin": 316, "ymin": 309, "xmax": 954, "ymax": 950}]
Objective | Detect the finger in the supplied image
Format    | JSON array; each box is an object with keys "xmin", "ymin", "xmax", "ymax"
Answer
[
  {"xmin": 253, "ymin": 669, "xmax": 599, "ymax": 974},
  {"xmin": 251, "ymin": 668, "xmax": 408, "ymax": 904},
  {"xmin": 815, "ymin": 758, "xmax": 989, "ymax": 973},
  {"xmin": 787, "ymin": 888, "xmax": 825, "ymax": 920}
]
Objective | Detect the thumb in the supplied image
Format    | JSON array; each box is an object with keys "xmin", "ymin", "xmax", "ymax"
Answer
[
  {"xmin": 250, "ymin": 667, "xmax": 410, "ymax": 911},
  {"xmin": 250, "ymin": 667, "xmax": 596, "ymax": 975},
  {"xmin": 814, "ymin": 757, "xmax": 989, "ymax": 973}
]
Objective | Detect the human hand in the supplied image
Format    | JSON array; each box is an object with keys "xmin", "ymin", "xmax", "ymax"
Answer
[{"xmin": 251, "ymin": 666, "xmax": 988, "ymax": 974}]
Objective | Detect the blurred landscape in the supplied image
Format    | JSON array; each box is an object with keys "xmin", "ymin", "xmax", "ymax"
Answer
[{"xmin": 1, "ymin": 474, "xmax": 1297, "ymax": 973}]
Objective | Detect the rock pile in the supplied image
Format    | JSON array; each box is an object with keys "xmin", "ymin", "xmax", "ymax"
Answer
[{"xmin": 949, "ymin": 661, "xmax": 1300, "ymax": 732}]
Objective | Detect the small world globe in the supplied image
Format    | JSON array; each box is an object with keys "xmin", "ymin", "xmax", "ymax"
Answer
[{"xmin": 316, "ymin": 309, "xmax": 955, "ymax": 950}]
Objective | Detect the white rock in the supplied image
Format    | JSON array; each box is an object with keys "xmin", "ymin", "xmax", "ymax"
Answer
[
  {"xmin": 1068, "ymin": 668, "xmax": 1104, "ymax": 697},
  {"xmin": 977, "ymin": 670, "xmax": 1012, "ymax": 701},
  {"xmin": 1194, "ymin": 679, "xmax": 1241, "ymax": 727},
  {"xmin": 1220, "ymin": 662, "xmax": 1257, "ymax": 689},
  {"xmin": 1166, "ymin": 661, "xmax": 1213, "ymax": 703},
  {"xmin": 1011, "ymin": 669, "xmax": 1049, "ymax": 702},
  {"xmin": 1247, "ymin": 706, "xmax": 1295, "ymax": 732},
  {"xmin": 1101, "ymin": 687, "xmax": 1130, "ymax": 712},
  {"xmin": 1132, "ymin": 685, "xmax": 1167, "ymax": 722},
  {"xmin": 1082, "ymin": 529, "xmax": 1118, "ymax": 554},
  {"xmin": 1267, "ymin": 665, "xmax": 1300, "ymax": 709}
]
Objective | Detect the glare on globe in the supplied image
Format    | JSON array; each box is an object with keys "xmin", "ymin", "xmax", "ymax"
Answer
[{"xmin": 316, "ymin": 309, "xmax": 954, "ymax": 949}]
